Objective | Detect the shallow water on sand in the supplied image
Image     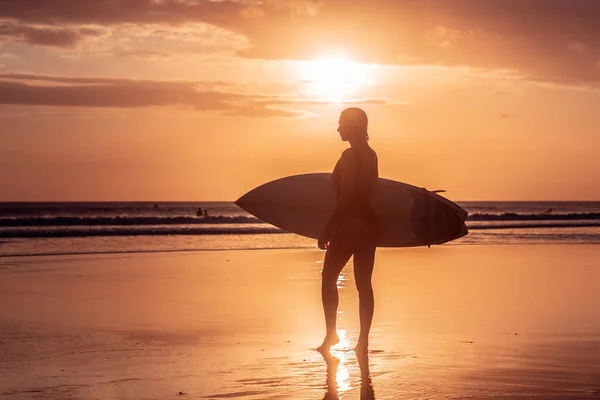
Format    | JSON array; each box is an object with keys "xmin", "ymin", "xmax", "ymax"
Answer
[{"xmin": 1, "ymin": 246, "xmax": 600, "ymax": 399}]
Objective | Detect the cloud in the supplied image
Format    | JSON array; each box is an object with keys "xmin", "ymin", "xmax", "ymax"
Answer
[
  {"xmin": 0, "ymin": 0, "xmax": 247, "ymax": 50},
  {"xmin": 0, "ymin": 107, "xmax": 126, "ymax": 119},
  {"xmin": 425, "ymin": 25, "xmax": 461, "ymax": 49},
  {"xmin": 0, "ymin": 0, "xmax": 247, "ymax": 26},
  {"xmin": 222, "ymin": 104, "xmax": 308, "ymax": 118},
  {"xmin": 1, "ymin": 0, "xmax": 600, "ymax": 82},
  {"xmin": 0, "ymin": 73, "xmax": 318, "ymax": 118},
  {"xmin": 116, "ymin": 50, "xmax": 172, "ymax": 60},
  {"xmin": 233, "ymin": 0, "xmax": 600, "ymax": 83},
  {"xmin": 264, "ymin": 97, "xmax": 389, "ymax": 106},
  {"xmin": 0, "ymin": 73, "xmax": 237, "ymax": 88},
  {"xmin": 104, "ymin": 23, "xmax": 248, "ymax": 58},
  {"xmin": 0, "ymin": 20, "xmax": 104, "ymax": 47},
  {"xmin": 0, "ymin": 51, "xmax": 18, "ymax": 59}
]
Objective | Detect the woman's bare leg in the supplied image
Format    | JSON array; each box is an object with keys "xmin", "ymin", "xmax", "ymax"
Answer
[
  {"xmin": 318, "ymin": 243, "xmax": 352, "ymax": 352},
  {"xmin": 353, "ymin": 244, "xmax": 376, "ymax": 353}
]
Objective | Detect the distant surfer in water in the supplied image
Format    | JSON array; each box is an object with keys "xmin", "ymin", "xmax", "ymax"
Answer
[{"xmin": 317, "ymin": 107, "xmax": 379, "ymax": 355}]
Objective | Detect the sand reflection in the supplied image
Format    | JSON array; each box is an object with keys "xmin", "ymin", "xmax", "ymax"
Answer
[
  {"xmin": 322, "ymin": 351, "xmax": 341, "ymax": 399},
  {"xmin": 337, "ymin": 269, "xmax": 347, "ymax": 289},
  {"xmin": 357, "ymin": 351, "xmax": 375, "ymax": 400},
  {"xmin": 320, "ymin": 330, "xmax": 375, "ymax": 399}
]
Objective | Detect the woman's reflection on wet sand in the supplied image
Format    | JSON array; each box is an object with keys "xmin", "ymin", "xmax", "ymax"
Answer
[
  {"xmin": 357, "ymin": 351, "xmax": 375, "ymax": 400},
  {"xmin": 322, "ymin": 349, "xmax": 341, "ymax": 399},
  {"xmin": 320, "ymin": 348, "xmax": 375, "ymax": 400}
]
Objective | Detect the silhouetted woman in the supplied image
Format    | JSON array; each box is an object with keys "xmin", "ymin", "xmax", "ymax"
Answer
[{"xmin": 317, "ymin": 107, "xmax": 379, "ymax": 354}]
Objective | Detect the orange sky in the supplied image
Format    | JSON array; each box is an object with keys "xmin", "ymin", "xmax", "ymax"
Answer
[{"xmin": 1, "ymin": 0, "xmax": 599, "ymax": 201}]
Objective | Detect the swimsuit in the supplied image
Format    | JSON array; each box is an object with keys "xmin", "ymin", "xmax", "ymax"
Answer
[{"xmin": 330, "ymin": 146, "xmax": 379, "ymax": 248}]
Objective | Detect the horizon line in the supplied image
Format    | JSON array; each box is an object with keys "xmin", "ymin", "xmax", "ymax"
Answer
[{"xmin": 1, "ymin": 200, "xmax": 600, "ymax": 203}]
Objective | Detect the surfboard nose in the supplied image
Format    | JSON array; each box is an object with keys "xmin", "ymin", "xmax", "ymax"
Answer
[
  {"xmin": 234, "ymin": 187, "xmax": 261, "ymax": 212},
  {"xmin": 234, "ymin": 195, "xmax": 244, "ymax": 209},
  {"xmin": 233, "ymin": 196, "xmax": 243, "ymax": 208},
  {"xmin": 234, "ymin": 191, "xmax": 254, "ymax": 213}
]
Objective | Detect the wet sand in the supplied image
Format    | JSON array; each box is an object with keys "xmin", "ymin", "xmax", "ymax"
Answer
[{"xmin": 1, "ymin": 245, "xmax": 600, "ymax": 399}]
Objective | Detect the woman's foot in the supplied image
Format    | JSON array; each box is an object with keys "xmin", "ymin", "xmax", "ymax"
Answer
[{"xmin": 317, "ymin": 333, "xmax": 340, "ymax": 353}]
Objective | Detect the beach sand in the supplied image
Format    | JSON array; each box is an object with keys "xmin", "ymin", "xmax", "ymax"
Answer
[{"xmin": 1, "ymin": 245, "xmax": 600, "ymax": 399}]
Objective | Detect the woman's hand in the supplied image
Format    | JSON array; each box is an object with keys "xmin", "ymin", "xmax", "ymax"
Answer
[
  {"xmin": 318, "ymin": 235, "xmax": 329, "ymax": 250},
  {"xmin": 318, "ymin": 226, "xmax": 333, "ymax": 250}
]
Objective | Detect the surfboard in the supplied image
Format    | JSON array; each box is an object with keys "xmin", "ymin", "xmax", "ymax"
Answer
[{"xmin": 235, "ymin": 173, "xmax": 468, "ymax": 247}]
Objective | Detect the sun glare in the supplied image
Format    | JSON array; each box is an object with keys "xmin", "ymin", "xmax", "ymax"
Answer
[{"xmin": 297, "ymin": 54, "xmax": 374, "ymax": 102}]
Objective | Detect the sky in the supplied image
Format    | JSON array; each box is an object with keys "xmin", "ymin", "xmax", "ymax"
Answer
[{"xmin": 0, "ymin": 0, "xmax": 599, "ymax": 201}]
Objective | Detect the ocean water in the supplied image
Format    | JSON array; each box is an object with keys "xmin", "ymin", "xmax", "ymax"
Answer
[{"xmin": 0, "ymin": 201, "xmax": 599, "ymax": 257}]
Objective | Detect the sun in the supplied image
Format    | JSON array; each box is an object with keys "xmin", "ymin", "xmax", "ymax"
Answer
[{"xmin": 297, "ymin": 53, "xmax": 374, "ymax": 102}]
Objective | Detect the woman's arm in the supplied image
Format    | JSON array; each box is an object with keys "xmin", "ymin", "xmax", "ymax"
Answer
[{"xmin": 318, "ymin": 150, "xmax": 358, "ymax": 249}]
